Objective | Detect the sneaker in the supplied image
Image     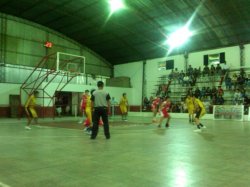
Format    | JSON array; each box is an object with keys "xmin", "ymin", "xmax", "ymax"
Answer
[
  {"xmin": 86, "ymin": 129, "xmax": 92, "ymax": 135},
  {"xmin": 193, "ymin": 129, "xmax": 202, "ymax": 132},
  {"xmin": 124, "ymin": 119, "xmax": 128, "ymax": 122},
  {"xmin": 165, "ymin": 123, "xmax": 170, "ymax": 128},
  {"xmin": 83, "ymin": 127, "xmax": 88, "ymax": 132},
  {"xmin": 201, "ymin": 125, "xmax": 207, "ymax": 129},
  {"xmin": 25, "ymin": 126, "xmax": 31, "ymax": 130}
]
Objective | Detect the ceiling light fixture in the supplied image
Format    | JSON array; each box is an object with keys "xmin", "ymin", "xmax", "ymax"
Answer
[
  {"xmin": 165, "ymin": 26, "xmax": 193, "ymax": 54},
  {"xmin": 109, "ymin": 0, "xmax": 125, "ymax": 13}
]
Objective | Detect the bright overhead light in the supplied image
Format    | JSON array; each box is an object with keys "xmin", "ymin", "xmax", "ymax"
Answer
[
  {"xmin": 166, "ymin": 26, "xmax": 193, "ymax": 53},
  {"xmin": 109, "ymin": 0, "xmax": 125, "ymax": 13}
]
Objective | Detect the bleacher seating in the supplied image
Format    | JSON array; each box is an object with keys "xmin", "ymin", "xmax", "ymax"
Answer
[{"xmin": 151, "ymin": 66, "xmax": 250, "ymax": 114}]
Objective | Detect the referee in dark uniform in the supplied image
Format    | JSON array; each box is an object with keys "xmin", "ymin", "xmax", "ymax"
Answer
[{"xmin": 91, "ymin": 81, "xmax": 111, "ymax": 139}]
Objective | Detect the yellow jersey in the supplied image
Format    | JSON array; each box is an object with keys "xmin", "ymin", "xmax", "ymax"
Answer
[
  {"xmin": 25, "ymin": 94, "xmax": 36, "ymax": 108},
  {"xmin": 194, "ymin": 98, "xmax": 206, "ymax": 115},
  {"xmin": 85, "ymin": 95, "xmax": 92, "ymax": 108},
  {"xmin": 120, "ymin": 96, "xmax": 128, "ymax": 106},
  {"xmin": 185, "ymin": 97, "xmax": 194, "ymax": 108}
]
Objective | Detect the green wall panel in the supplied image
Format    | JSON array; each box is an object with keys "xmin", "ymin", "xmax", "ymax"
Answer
[
  {"xmin": 7, "ymin": 20, "xmax": 46, "ymax": 41},
  {"xmin": 0, "ymin": 13, "xmax": 112, "ymax": 77}
]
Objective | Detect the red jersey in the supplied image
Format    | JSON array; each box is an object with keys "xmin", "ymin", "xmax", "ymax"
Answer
[
  {"xmin": 218, "ymin": 88, "xmax": 224, "ymax": 96},
  {"xmin": 151, "ymin": 97, "xmax": 161, "ymax": 110},
  {"xmin": 81, "ymin": 94, "xmax": 87, "ymax": 110},
  {"xmin": 160, "ymin": 101, "xmax": 171, "ymax": 118}
]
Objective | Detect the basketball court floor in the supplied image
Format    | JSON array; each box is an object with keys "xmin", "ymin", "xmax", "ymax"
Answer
[{"xmin": 0, "ymin": 116, "xmax": 250, "ymax": 187}]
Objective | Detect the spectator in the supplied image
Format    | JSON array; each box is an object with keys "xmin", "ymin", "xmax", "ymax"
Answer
[
  {"xmin": 216, "ymin": 95, "xmax": 225, "ymax": 105},
  {"xmin": 178, "ymin": 70, "xmax": 185, "ymax": 85},
  {"xmin": 217, "ymin": 86, "xmax": 224, "ymax": 96},
  {"xmin": 168, "ymin": 70, "xmax": 174, "ymax": 80},
  {"xmin": 210, "ymin": 65, "xmax": 215, "ymax": 76},
  {"xmin": 187, "ymin": 65, "xmax": 193, "ymax": 76},
  {"xmin": 205, "ymin": 87, "xmax": 211, "ymax": 99},
  {"xmin": 194, "ymin": 87, "xmax": 201, "ymax": 99},
  {"xmin": 197, "ymin": 66, "xmax": 202, "ymax": 78},
  {"xmin": 190, "ymin": 74, "xmax": 196, "ymax": 86},
  {"xmin": 245, "ymin": 77, "xmax": 250, "ymax": 87},
  {"xmin": 243, "ymin": 94, "xmax": 250, "ymax": 114},
  {"xmin": 187, "ymin": 87, "xmax": 193, "ymax": 96},
  {"xmin": 237, "ymin": 74, "xmax": 245, "ymax": 90},
  {"xmin": 55, "ymin": 95, "xmax": 63, "ymax": 117},
  {"xmin": 183, "ymin": 74, "xmax": 190, "ymax": 87},
  {"xmin": 143, "ymin": 96, "xmax": 150, "ymax": 110},
  {"xmin": 211, "ymin": 95, "xmax": 217, "ymax": 105},
  {"xmin": 215, "ymin": 64, "xmax": 222, "ymax": 75},
  {"xmin": 200, "ymin": 87, "xmax": 206, "ymax": 99},
  {"xmin": 203, "ymin": 65, "xmax": 210, "ymax": 76},
  {"xmin": 221, "ymin": 62, "xmax": 229, "ymax": 75},
  {"xmin": 240, "ymin": 88, "xmax": 247, "ymax": 98},
  {"xmin": 239, "ymin": 68, "xmax": 246, "ymax": 78},
  {"xmin": 231, "ymin": 73, "xmax": 238, "ymax": 90},
  {"xmin": 211, "ymin": 86, "xmax": 217, "ymax": 99},
  {"xmin": 224, "ymin": 74, "xmax": 232, "ymax": 90},
  {"xmin": 203, "ymin": 99, "xmax": 211, "ymax": 114},
  {"xmin": 233, "ymin": 89, "xmax": 242, "ymax": 105},
  {"xmin": 193, "ymin": 68, "xmax": 199, "ymax": 79},
  {"xmin": 173, "ymin": 68, "xmax": 179, "ymax": 81}
]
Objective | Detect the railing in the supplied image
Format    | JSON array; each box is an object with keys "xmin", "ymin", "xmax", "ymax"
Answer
[{"xmin": 0, "ymin": 63, "xmax": 109, "ymax": 85}]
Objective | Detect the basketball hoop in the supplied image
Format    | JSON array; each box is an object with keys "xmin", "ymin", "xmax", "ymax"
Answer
[{"xmin": 56, "ymin": 52, "xmax": 85, "ymax": 75}]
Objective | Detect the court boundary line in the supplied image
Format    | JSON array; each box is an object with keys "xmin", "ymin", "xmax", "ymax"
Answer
[{"xmin": 0, "ymin": 181, "xmax": 11, "ymax": 187}]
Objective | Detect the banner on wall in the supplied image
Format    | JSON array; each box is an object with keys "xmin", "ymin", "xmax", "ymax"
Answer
[
  {"xmin": 158, "ymin": 60, "xmax": 174, "ymax": 70},
  {"xmin": 213, "ymin": 105, "xmax": 244, "ymax": 121},
  {"xmin": 158, "ymin": 61, "xmax": 166, "ymax": 70},
  {"xmin": 208, "ymin": 53, "xmax": 220, "ymax": 64},
  {"xmin": 204, "ymin": 52, "xmax": 225, "ymax": 66}
]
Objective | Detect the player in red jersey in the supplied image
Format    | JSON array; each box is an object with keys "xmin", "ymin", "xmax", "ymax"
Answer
[
  {"xmin": 158, "ymin": 96, "xmax": 171, "ymax": 128},
  {"xmin": 151, "ymin": 96, "xmax": 161, "ymax": 123}
]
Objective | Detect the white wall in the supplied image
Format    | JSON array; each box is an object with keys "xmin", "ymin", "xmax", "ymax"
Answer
[
  {"xmin": 0, "ymin": 82, "xmax": 138, "ymax": 107},
  {"xmin": 145, "ymin": 55, "xmax": 185, "ymax": 97},
  {"xmin": 244, "ymin": 44, "xmax": 250, "ymax": 67},
  {"xmin": 114, "ymin": 44, "xmax": 250, "ymax": 99},
  {"xmin": 2, "ymin": 44, "xmax": 250, "ymax": 107},
  {"xmin": 41, "ymin": 82, "xmax": 137, "ymax": 106},
  {"xmin": 188, "ymin": 46, "xmax": 240, "ymax": 69},
  {"xmin": 0, "ymin": 83, "xmax": 20, "ymax": 106},
  {"xmin": 114, "ymin": 61, "xmax": 143, "ymax": 105}
]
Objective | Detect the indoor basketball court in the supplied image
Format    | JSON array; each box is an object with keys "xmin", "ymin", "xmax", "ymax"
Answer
[
  {"xmin": 1, "ymin": 0, "xmax": 250, "ymax": 187},
  {"xmin": 1, "ymin": 116, "xmax": 250, "ymax": 186}
]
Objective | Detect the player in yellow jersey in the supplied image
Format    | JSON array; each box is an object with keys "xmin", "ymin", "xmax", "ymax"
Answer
[
  {"xmin": 193, "ymin": 96, "xmax": 206, "ymax": 132},
  {"xmin": 83, "ymin": 90, "xmax": 93, "ymax": 134},
  {"xmin": 24, "ymin": 91, "xmax": 39, "ymax": 130},
  {"xmin": 185, "ymin": 95, "xmax": 194, "ymax": 123},
  {"xmin": 119, "ymin": 93, "xmax": 129, "ymax": 121}
]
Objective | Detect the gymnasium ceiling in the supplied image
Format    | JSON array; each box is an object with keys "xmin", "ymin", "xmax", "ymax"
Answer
[{"xmin": 0, "ymin": 0, "xmax": 250, "ymax": 65}]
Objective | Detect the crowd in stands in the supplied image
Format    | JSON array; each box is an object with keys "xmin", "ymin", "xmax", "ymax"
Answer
[
  {"xmin": 167, "ymin": 64, "xmax": 227, "ymax": 87},
  {"xmin": 148, "ymin": 65, "xmax": 250, "ymax": 114}
]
